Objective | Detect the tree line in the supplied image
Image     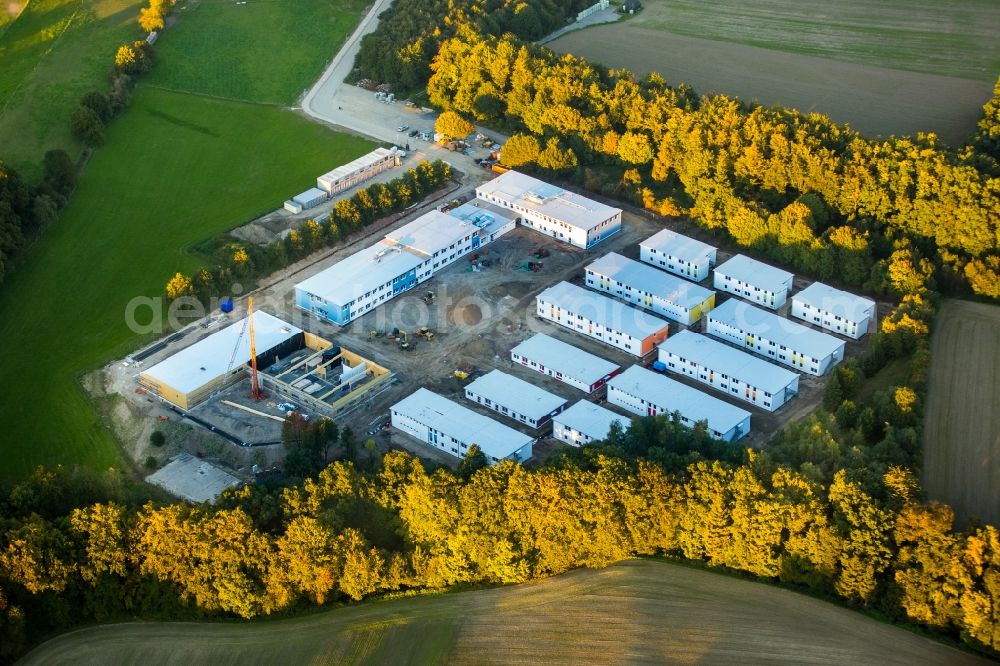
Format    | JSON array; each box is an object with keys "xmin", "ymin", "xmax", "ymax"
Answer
[
  {"xmin": 0, "ymin": 0, "xmax": 169, "ymax": 288},
  {"xmin": 425, "ymin": 34, "xmax": 1000, "ymax": 299},
  {"xmin": 165, "ymin": 160, "xmax": 453, "ymax": 305},
  {"xmin": 349, "ymin": 0, "xmax": 593, "ymax": 93},
  {"xmin": 1, "ymin": 422, "xmax": 998, "ymax": 660}
]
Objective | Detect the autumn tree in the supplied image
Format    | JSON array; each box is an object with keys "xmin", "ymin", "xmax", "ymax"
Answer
[
  {"xmin": 165, "ymin": 272, "xmax": 192, "ymax": 300},
  {"xmin": 434, "ymin": 111, "xmax": 474, "ymax": 140},
  {"xmin": 498, "ymin": 133, "xmax": 540, "ymax": 167}
]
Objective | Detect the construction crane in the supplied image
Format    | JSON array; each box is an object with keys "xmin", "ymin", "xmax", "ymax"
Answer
[
  {"xmin": 247, "ymin": 296, "xmax": 264, "ymax": 400},
  {"xmin": 224, "ymin": 296, "xmax": 265, "ymax": 400}
]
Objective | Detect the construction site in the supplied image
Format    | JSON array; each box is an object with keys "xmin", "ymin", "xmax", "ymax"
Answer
[{"xmin": 105, "ymin": 170, "xmax": 886, "ymax": 493}]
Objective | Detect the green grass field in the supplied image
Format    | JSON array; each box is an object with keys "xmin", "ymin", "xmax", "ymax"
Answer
[
  {"xmin": 0, "ymin": 86, "xmax": 373, "ymax": 483},
  {"xmin": 635, "ymin": 0, "xmax": 999, "ymax": 81},
  {"xmin": 0, "ymin": 0, "xmax": 145, "ymax": 180},
  {"xmin": 21, "ymin": 560, "xmax": 987, "ymax": 665},
  {"xmin": 146, "ymin": 0, "xmax": 366, "ymax": 104}
]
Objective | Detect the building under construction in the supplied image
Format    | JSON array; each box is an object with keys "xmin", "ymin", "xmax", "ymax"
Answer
[{"xmin": 139, "ymin": 310, "xmax": 392, "ymax": 417}]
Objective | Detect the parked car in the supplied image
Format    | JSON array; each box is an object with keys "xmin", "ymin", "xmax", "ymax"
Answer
[
  {"xmin": 396, "ymin": 124, "xmax": 409, "ymax": 132},
  {"xmin": 408, "ymin": 129, "xmax": 419, "ymax": 137}
]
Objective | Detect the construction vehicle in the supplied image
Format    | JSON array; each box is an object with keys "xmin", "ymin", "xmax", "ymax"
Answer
[
  {"xmin": 421, "ymin": 291, "xmax": 435, "ymax": 305},
  {"xmin": 417, "ymin": 326, "xmax": 434, "ymax": 341},
  {"xmin": 533, "ymin": 247, "xmax": 550, "ymax": 259},
  {"xmin": 369, "ymin": 329, "xmax": 381, "ymax": 338},
  {"xmin": 397, "ymin": 330, "xmax": 410, "ymax": 350}
]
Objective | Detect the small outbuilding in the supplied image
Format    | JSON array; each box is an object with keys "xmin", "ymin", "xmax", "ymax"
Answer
[{"xmin": 552, "ymin": 400, "xmax": 630, "ymax": 446}]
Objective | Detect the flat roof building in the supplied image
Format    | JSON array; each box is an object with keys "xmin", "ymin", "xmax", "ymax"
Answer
[
  {"xmin": 705, "ymin": 298, "xmax": 846, "ymax": 376},
  {"xmin": 791, "ymin": 282, "xmax": 877, "ymax": 340},
  {"xmin": 145, "ymin": 453, "xmax": 241, "ymax": 504},
  {"xmin": 552, "ymin": 400, "xmax": 630, "ymax": 447},
  {"xmin": 658, "ymin": 330, "xmax": 799, "ymax": 412},
  {"xmin": 640, "ymin": 229, "xmax": 717, "ymax": 281},
  {"xmin": 139, "ymin": 312, "xmax": 304, "ymax": 410},
  {"xmin": 316, "ymin": 147, "xmax": 402, "ymax": 194},
  {"xmin": 713, "ymin": 254, "xmax": 794, "ymax": 309},
  {"xmin": 295, "ymin": 209, "xmax": 510, "ymax": 325},
  {"xmin": 475, "ymin": 170, "xmax": 622, "ymax": 249},
  {"xmin": 446, "ymin": 200, "xmax": 517, "ymax": 244},
  {"xmin": 585, "ymin": 252, "xmax": 716, "ymax": 325},
  {"xmin": 536, "ymin": 281, "xmax": 669, "ymax": 357},
  {"xmin": 608, "ymin": 365, "xmax": 751, "ymax": 442},
  {"xmin": 390, "ymin": 388, "xmax": 534, "ymax": 465},
  {"xmin": 465, "ymin": 369, "xmax": 568, "ymax": 428},
  {"xmin": 510, "ymin": 333, "xmax": 622, "ymax": 394}
]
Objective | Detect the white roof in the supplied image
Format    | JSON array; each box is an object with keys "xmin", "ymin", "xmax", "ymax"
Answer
[
  {"xmin": 476, "ymin": 170, "xmax": 621, "ymax": 231},
  {"xmin": 538, "ymin": 281, "xmax": 670, "ymax": 340},
  {"xmin": 145, "ymin": 453, "xmax": 240, "ymax": 504},
  {"xmin": 391, "ymin": 388, "xmax": 533, "ymax": 460},
  {"xmin": 385, "ymin": 210, "xmax": 475, "ymax": 256},
  {"xmin": 295, "ymin": 239, "xmax": 424, "ymax": 306},
  {"xmin": 292, "ymin": 187, "xmax": 327, "ymax": 204},
  {"xmin": 466, "ymin": 370, "xmax": 567, "ymax": 420},
  {"xmin": 641, "ymin": 229, "xmax": 717, "ymax": 263},
  {"xmin": 708, "ymin": 299, "xmax": 846, "ymax": 359},
  {"xmin": 141, "ymin": 312, "xmax": 302, "ymax": 394},
  {"xmin": 587, "ymin": 253, "xmax": 715, "ymax": 309},
  {"xmin": 609, "ymin": 365, "xmax": 751, "ymax": 436},
  {"xmin": 511, "ymin": 333, "xmax": 621, "ymax": 386},
  {"xmin": 659, "ymin": 330, "xmax": 798, "ymax": 393},
  {"xmin": 554, "ymin": 400, "xmax": 630, "ymax": 441},
  {"xmin": 447, "ymin": 201, "xmax": 516, "ymax": 236},
  {"xmin": 715, "ymin": 254, "xmax": 793, "ymax": 293},
  {"xmin": 317, "ymin": 147, "xmax": 398, "ymax": 185},
  {"xmin": 793, "ymin": 282, "xmax": 876, "ymax": 321},
  {"xmin": 296, "ymin": 209, "xmax": 480, "ymax": 306}
]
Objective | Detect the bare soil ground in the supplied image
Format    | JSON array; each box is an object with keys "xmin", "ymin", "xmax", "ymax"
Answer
[
  {"xmin": 548, "ymin": 27, "xmax": 993, "ymax": 145},
  {"xmin": 923, "ymin": 300, "xmax": 1000, "ymax": 527},
  {"xmin": 21, "ymin": 559, "xmax": 987, "ymax": 665}
]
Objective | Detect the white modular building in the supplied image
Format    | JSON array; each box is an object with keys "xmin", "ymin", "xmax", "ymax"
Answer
[
  {"xmin": 295, "ymin": 209, "xmax": 510, "ymax": 325},
  {"xmin": 390, "ymin": 388, "xmax": 534, "ymax": 465},
  {"xmin": 552, "ymin": 400, "xmax": 630, "ymax": 446},
  {"xmin": 705, "ymin": 298, "xmax": 846, "ymax": 376},
  {"xmin": 657, "ymin": 330, "xmax": 799, "ymax": 411},
  {"xmin": 585, "ymin": 252, "xmax": 716, "ymax": 325},
  {"xmin": 791, "ymin": 282, "xmax": 877, "ymax": 340},
  {"xmin": 316, "ymin": 147, "xmax": 403, "ymax": 195},
  {"xmin": 510, "ymin": 333, "xmax": 622, "ymax": 394},
  {"xmin": 608, "ymin": 365, "xmax": 751, "ymax": 442},
  {"xmin": 475, "ymin": 170, "xmax": 622, "ymax": 249},
  {"xmin": 713, "ymin": 254, "xmax": 794, "ymax": 309},
  {"xmin": 640, "ymin": 229, "xmax": 717, "ymax": 281},
  {"xmin": 536, "ymin": 281, "xmax": 670, "ymax": 357},
  {"xmin": 464, "ymin": 369, "xmax": 568, "ymax": 428}
]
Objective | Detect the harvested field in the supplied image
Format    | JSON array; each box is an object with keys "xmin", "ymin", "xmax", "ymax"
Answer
[
  {"xmin": 549, "ymin": 28, "xmax": 992, "ymax": 144},
  {"xmin": 923, "ymin": 300, "xmax": 1000, "ymax": 527},
  {"xmin": 22, "ymin": 560, "xmax": 986, "ymax": 665}
]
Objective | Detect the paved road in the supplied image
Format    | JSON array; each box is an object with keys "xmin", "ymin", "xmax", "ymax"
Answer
[{"xmin": 300, "ymin": 0, "xmax": 505, "ymax": 180}]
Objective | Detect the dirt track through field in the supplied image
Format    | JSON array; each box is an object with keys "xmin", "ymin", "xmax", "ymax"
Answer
[
  {"xmin": 548, "ymin": 27, "xmax": 992, "ymax": 145},
  {"xmin": 22, "ymin": 560, "xmax": 987, "ymax": 665},
  {"xmin": 923, "ymin": 300, "xmax": 1000, "ymax": 528}
]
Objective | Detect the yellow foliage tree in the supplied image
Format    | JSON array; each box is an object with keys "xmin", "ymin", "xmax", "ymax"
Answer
[{"xmin": 165, "ymin": 272, "xmax": 192, "ymax": 300}]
